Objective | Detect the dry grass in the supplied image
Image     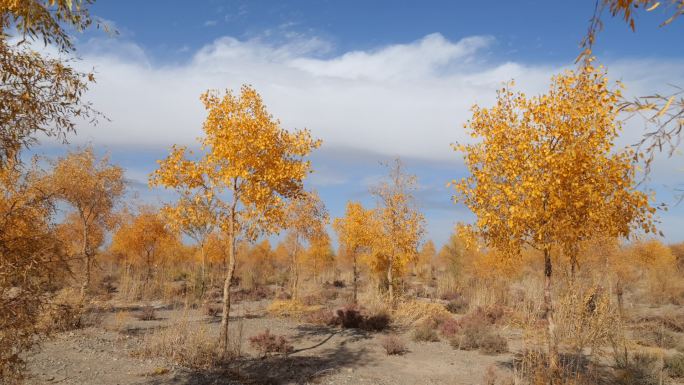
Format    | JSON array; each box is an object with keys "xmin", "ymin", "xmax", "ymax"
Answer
[
  {"xmin": 267, "ymin": 299, "xmax": 322, "ymax": 318},
  {"xmin": 393, "ymin": 300, "xmax": 451, "ymax": 326},
  {"xmin": 134, "ymin": 314, "xmax": 235, "ymax": 369}
]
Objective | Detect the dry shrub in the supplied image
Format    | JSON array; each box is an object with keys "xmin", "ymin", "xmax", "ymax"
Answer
[
  {"xmin": 334, "ymin": 304, "xmax": 364, "ymax": 328},
  {"xmin": 134, "ymin": 305, "xmax": 157, "ymax": 321},
  {"xmin": 438, "ymin": 316, "xmax": 460, "ymax": 338},
  {"xmin": 666, "ymin": 353, "xmax": 684, "ymax": 378},
  {"xmin": 637, "ymin": 312, "xmax": 684, "ymax": 333},
  {"xmin": 614, "ymin": 351, "xmax": 664, "ymax": 385},
  {"xmin": 233, "ymin": 286, "xmax": 273, "ymax": 303},
  {"xmin": 321, "ymin": 288, "xmax": 338, "ymax": 302},
  {"xmin": 482, "ymin": 364, "xmax": 514, "ymax": 385},
  {"xmin": 441, "ymin": 291, "xmax": 469, "ymax": 314},
  {"xmin": 450, "ymin": 325, "xmax": 507, "ymax": 354},
  {"xmin": 267, "ymin": 299, "xmax": 321, "ymax": 318},
  {"xmin": 393, "ymin": 300, "xmax": 451, "ymax": 326},
  {"xmin": 135, "ymin": 317, "xmax": 223, "ymax": 369},
  {"xmin": 363, "ymin": 311, "xmax": 391, "ymax": 332},
  {"xmin": 329, "ymin": 304, "xmax": 391, "ymax": 331},
  {"xmin": 633, "ymin": 321, "xmax": 680, "ymax": 349},
  {"xmin": 448, "ymin": 308, "xmax": 507, "ymax": 354},
  {"xmin": 248, "ymin": 329, "xmax": 294, "ymax": 358},
  {"xmin": 301, "ymin": 292, "xmax": 324, "ymax": 306},
  {"xmin": 204, "ymin": 302, "xmax": 221, "ymax": 318},
  {"xmin": 445, "ymin": 298, "xmax": 469, "ymax": 314},
  {"xmin": 380, "ymin": 334, "xmax": 407, "ymax": 355},
  {"xmin": 38, "ymin": 287, "xmax": 85, "ymax": 333},
  {"xmin": 303, "ymin": 308, "xmax": 336, "ymax": 325},
  {"xmin": 554, "ymin": 285, "xmax": 622, "ymax": 357},
  {"xmin": 412, "ymin": 320, "xmax": 439, "ymax": 342}
]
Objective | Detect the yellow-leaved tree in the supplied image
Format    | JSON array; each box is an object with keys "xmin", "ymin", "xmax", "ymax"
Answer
[
  {"xmin": 0, "ymin": 0, "xmax": 101, "ymax": 167},
  {"xmin": 333, "ymin": 201, "xmax": 374, "ymax": 304},
  {"xmin": 283, "ymin": 191, "xmax": 329, "ymax": 300},
  {"xmin": 111, "ymin": 207, "xmax": 179, "ymax": 283},
  {"xmin": 304, "ymin": 228, "xmax": 334, "ymax": 284},
  {"xmin": 150, "ymin": 85, "xmax": 320, "ymax": 355},
  {"xmin": 453, "ymin": 64, "xmax": 656, "ymax": 370},
  {"xmin": 160, "ymin": 195, "xmax": 219, "ymax": 295},
  {"xmin": 368, "ymin": 159, "xmax": 425, "ymax": 304},
  {"xmin": 50, "ymin": 147, "xmax": 125, "ymax": 298},
  {"xmin": 0, "ymin": 160, "xmax": 64, "ymax": 383}
]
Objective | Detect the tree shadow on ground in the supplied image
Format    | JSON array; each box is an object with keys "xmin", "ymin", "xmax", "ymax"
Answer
[{"xmin": 144, "ymin": 343, "xmax": 373, "ymax": 385}]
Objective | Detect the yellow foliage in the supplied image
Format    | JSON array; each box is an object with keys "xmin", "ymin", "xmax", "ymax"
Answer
[
  {"xmin": 110, "ymin": 207, "xmax": 180, "ymax": 280},
  {"xmin": 454, "ymin": 64, "xmax": 656, "ymax": 264},
  {"xmin": 150, "ymin": 84, "xmax": 320, "ymax": 351},
  {"xmin": 366, "ymin": 159, "xmax": 425, "ymax": 302}
]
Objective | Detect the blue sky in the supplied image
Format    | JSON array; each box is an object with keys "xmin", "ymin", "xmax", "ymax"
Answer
[{"xmin": 37, "ymin": 0, "xmax": 684, "ymax": 247}]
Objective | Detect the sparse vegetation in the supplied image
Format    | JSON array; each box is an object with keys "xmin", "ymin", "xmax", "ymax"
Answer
[
  {"xmin": 248, "ymin": 329, "xmax": 294, "ymax": 358},
  {"xmin": 2, "ymin": 1, "xmax": 683, "ymax": 385},
  {"xmin": 380, "ymin": 335, "xmax": 407, "ymax": 355}
]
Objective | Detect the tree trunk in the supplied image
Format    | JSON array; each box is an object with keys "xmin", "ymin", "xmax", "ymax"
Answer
[
  {"xmin": 220, "ymin": 200, "xmax": 237, "ymax": 357},
  {"xmin": 543, "ymin": 248, "xmax": 559, "ymax": 376},
  {"xmin": 616, "ymin": 278, "xmax": 624, "ymax": 316},
  {"xmin": 200, "ymin": 242, "xmax": 207, "ymax": 297},
  {"xmin": 80, "ymin": 223, "xmax": 90, "ymax": 299},
  {"xmin": 387, "ymin": 254, "xmax": 394, "ymax": 304},
  {"xmin": 290, "ymin": 238, "xmax": 300, "ymax": 301},
  {"xmin": 146, "ymin": 250, "xmax": 153, "ymax": 282},
  {"xmin": 352, "ymin": 252, "xmax": 358, "ymax": 305}
]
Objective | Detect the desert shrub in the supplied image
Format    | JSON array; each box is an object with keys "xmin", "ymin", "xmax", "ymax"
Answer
[
  {"xmin": 248, "ymin": 329, "xmax": 293, "ymax": 358},
  {"xmin": 38, "ymin": 287, "xmax": 85, "ymax": 333},
  {"xmin": 614, "ymin": 352, "xmax": 663, "ymax": 385},
  {"xmin": 438, "ymin": 316, "xmax": 460, "ymax": 338},
  {"xmin": 477, "ymin": 333, "xmax": 508, "ymax": 354},
  {"xmin": 335, "ymin": 304, "xmax": 364, "ymax": 328},
  {"xmin": 413, "ymin": 321, "xmax": 439, "ymax": 342},
  {"xmin": 634, "ymin": 322, "xmax": 680, "ymax": 349},
  {"xmin": 98, "ymin": 274, "xmax": 117, "ymax": 295},
  {"xmin": 329, "ymin": 305, "xmax": 391, "ymax": 331},
  {"xmin": 637, "ymin": 313, "xmax": 684, "ymax": 333},
  {"xmin": 135, "ymin": 319, "xmax": 222, "ymax": 369},
  {"xmin": 303, "ymin": 308, "xmax": 336, "ymax": 325},
  {"xmin": 449, "ymin": 314, "xmax": 508, "ymax": 354},
  {"xmin": 204, "ymin": 303, "xmax": 221, "ymax": 318},
  {"xmin": 515, "ymin": 350, "xmax": 599, "ymax": 385},
  {"xmin": 135, "ymin": 305, "xmax": 157, "ymax": 321},
  {"xmin": 321, "ymin": 288, "xmax": 338, "ymax": 301},
  {"xmin": 233, "ymin": 286, "xmax": 273, "ymax": 303},
  {"xmin": 445, "ymin": 297, "xmax": 469, "ymax": 314},
  {"xmin": 363, "ymin": 311, "xmax": 391, "ymax": 332},
  {"xmin": 380, "ymin": 335, "xmax": 407, "ymax": 355},
  {"xmin": 666, "ymin": 353, "xmax": 684, "ymax": 378}
]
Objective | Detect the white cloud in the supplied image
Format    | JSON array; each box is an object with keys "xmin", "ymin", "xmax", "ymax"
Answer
[{"xmin": 67, "ymin": 33, "xmax": 684, "ymax": 168}]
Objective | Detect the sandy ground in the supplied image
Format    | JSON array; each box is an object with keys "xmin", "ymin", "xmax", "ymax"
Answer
[{"xmin": 24, "ymin": 298, "xmax": 518, "ymax": 385}]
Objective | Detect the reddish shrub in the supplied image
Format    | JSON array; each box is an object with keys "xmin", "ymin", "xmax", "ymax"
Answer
[
  {"xmin": 363, "ymin": 312, "xmax": 391, "ymax": 331},
  {"xmin": 380, "ymin": 335, "xmax": 407, "ymax": 355},
  {"xmin": 439, "ymin": 317, "xmax": 460, "ymax": 338},
  {"xmin": 248, "ymin": 329, "xmax": 293, "ymax": 357},
  {"xmin": 335, "ymin": 305, "xmax": 364, "ymax": 328},
  {"xmin": 303, "ymin": 308, "xmax": 336, "ymax": 325}
]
